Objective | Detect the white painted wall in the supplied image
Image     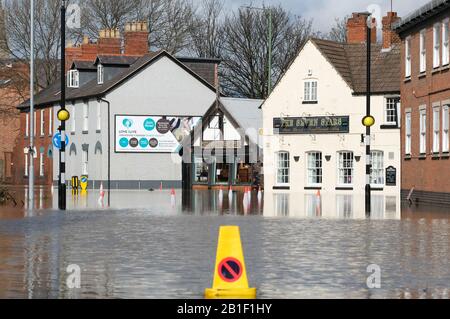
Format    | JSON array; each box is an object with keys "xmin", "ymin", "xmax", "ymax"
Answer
[{"xmin": 262, "ymin": 40, "xmax": 401, "ymax": 196}]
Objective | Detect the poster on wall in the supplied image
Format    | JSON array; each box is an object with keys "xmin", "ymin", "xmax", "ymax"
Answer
[{"xmin": 115, "ymin": 115, "xmax": 201, "ymax": 153}]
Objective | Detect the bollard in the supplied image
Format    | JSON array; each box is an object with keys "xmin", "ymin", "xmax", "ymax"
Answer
[{"xmin": 205, "ymin": 226, "xmax": 256, "ymax": 299}]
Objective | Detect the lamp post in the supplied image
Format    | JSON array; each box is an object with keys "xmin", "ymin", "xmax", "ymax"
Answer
[
  {"xmin": 240, "ymin": 5, "xmax": 273, "ymax": 97},
  {"xmin": 28, "ymin": 0, "xmax": 35, "ymax": 210},
  {"xmin": 58, "ymin": 0, "xmax": 67, "ymax": 210}
]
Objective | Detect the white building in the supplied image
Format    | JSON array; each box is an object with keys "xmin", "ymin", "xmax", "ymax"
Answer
[{"xmin": 262, "ymin": 35, "xmax": 401, "ymax": 203}]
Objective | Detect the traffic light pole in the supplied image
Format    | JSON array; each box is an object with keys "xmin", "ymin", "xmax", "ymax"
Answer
[
  {"xmin": 365, "ymin": 23, "xmax": 372, "ymax": 217},
  {"xmin": 59, "ymin": 1, "xmax": 67, "ymax": 210}
]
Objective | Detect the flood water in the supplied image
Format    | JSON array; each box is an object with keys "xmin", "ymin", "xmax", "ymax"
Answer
[{"xmin": 0, "ymin": 187, "xmax": 450, "ymax": 299}]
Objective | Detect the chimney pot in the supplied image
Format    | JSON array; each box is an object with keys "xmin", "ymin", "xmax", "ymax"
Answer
[
  {"xmin": 346, "ymin": 12, "xmax": 377, "ymax": 44},
  {"xmin": 382, "ymin": 12, "xmax": 401, "ymax": 49}
]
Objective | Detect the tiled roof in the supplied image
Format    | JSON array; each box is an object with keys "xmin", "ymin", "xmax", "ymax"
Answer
[
  {"xmin": 94, "ymin": 55, "xmax": 141, "ymax": 66},
  {"xmin": 311, "ymin": 38, "xmax": 400, "ymax": 94}
]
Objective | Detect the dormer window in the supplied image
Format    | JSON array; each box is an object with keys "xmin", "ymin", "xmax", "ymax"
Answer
[
  {"xmin": 67, "ymin": 70, "xmax": 79, "ymax": 88},
  {"xmin": 98, "ymin": 64, "xmax": 104, "ymax": 84}
]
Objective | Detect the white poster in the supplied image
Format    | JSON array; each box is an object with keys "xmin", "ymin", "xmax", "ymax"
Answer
[{"xmin": 115, "ymin": 115, "xmax": 201, "ymax": 153}]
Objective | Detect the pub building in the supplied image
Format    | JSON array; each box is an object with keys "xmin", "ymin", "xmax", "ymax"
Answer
[
  {"xmin": 262, "ymin": 12, "xmax": 402, "ymax": 211},
  {"xmin": 183, "ymin": 97, "xmax": 263, "ymax": 190}
]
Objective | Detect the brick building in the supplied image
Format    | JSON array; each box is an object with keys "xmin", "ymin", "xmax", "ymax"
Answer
[{"xmin": 394, "ymin": 0, "xmax": 450, "ymax": 205}]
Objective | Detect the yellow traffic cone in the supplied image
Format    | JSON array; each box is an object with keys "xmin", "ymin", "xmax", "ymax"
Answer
[{"xmin": 205, "ymin": 226, "xmax": 256, "ymax": 299}]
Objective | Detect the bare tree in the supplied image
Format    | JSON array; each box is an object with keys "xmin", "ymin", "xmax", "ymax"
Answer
[
  {"xmin": 189, "ymin": 0, "xmax": 224, "ymax": 58},
  {"xmin": 325, "ymin": 17, "xmax": 348, "ymax": 43},
  {"xmin": 221, "ymin": 5, "xmax": 314, "ymax": 99}
]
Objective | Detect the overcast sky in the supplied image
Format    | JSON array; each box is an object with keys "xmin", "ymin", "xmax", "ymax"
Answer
[{"xmin": 224, "ymin": 0, "xmax": 430, "ymax": 32}]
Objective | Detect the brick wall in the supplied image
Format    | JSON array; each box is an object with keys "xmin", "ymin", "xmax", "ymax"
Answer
[{"xmin": 400, "ymin": 10, "xmax": 450, "ymax": 195}]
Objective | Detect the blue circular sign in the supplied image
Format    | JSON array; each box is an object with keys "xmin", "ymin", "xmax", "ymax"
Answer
[
  {"xmin": 81, "ymin": 177, "xmax": 88, "ymax": 183},
  {"xmin": 52, "ymin": 133, "xmax": 69, "ymax": 150},
  {"xmin": 123, "ymin": 118, "xmax": 134, "ymax": 128},
  {"xmin": 119, "ymin": 138, "xmax": 129, "ymax": 148},
  {"xmin": 144, "ymin": 118, "xmax": 156, "ymax": 131},
  {"xmin": 139, "ymin": 138, "xmax": 149, "ymax": 148}
]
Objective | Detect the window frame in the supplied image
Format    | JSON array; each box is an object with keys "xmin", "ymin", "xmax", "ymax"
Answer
[
  {"xmin": 434, "ymin": 23, "xmax": 441, "ymax": 68},
  {"xmin": 405, "ymin": 112, "xmax": 412, "ymax": 155},
  {"xmin": 39, "ymin": 152, "xmax": 44, "ymax": 177},
  {"xmin": 370, "ymin": 150, "xmax": 385, "ymax": 187},
  {"xmin": 420, "ymin": 29, "xmax": 427, "ymax": 73},
  {"xmin": 96, "ymin": 100, "xmax": 102, "ymax": 131},
  {"xmin": 442, "ymin": 19, "xmax": 449, "ymax": 66},
  {"xmin": 443, "ymin": 105, "xmax": 449, "ymax": 153},
  {"xmin": 97, "ymin": 64, "xmax": 104, "ymax": 85},
  {"xmin": 433, "ymin": 106, "xmax": 441, "ymax": 153},
  {"xmin": 25, "ymin": 113, "xmax": 29, "ymax": 137},
  {"xmin": 385, "ymin": 97, "xmax": 399, "ymax": 125},
  {"xmin": 40, "ymin": 109, "xmax": 45, "ymax": 136},
  {"xmin": 420, "ymin": 109, "xmax": 427, "ymax": 154},
  {"xmin": 303, "ymin": 80, "xmax": 318, "ymax": 102},
  {"xmin": 337, "ymin": 151, "xmax": 354, "ymax": 186},
  {"xmin": 306, "ymin": 151, "xmax": 323, "ymax": 187},
  {"xmin": 67, "ymin": 70, "xmax": 79, "ymax": 88},
  {"xmin": 276, "ymin": 151, "xmax": 290, "ymax": 186},
  {"xmin": 48, "ymin": 108, "xmax": 53, "ymax": 136},
  {"xmin": 82, "ymin": 102, "xmax": 89, "ymax": 132},
  {"xmin": 405, "ymin": 36, "xmax": 412, "ymax": 77},
  {"xmin": 24, "ymin": 153, "xmax": 28, "ymax": 177}
]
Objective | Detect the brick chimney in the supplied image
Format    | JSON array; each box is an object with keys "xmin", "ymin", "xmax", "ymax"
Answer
[
  {"xmin": 65, "ymin": 41, "xmax": 82, "ymax": 71},
  {"xmin": 98, "ymin": 28, "xmax": 122, "ymax": 55},
  {"xmin": 80, "ymin": 36, "xmax": 98, "ymax": 61},
  {"xmin": 382, "ymin": 12, "xmax": 401, "ymax": 49},
  {"xmin": 347, "ymin": 12, "xmax": 377, "ymax": 44},
  {"xmin": 124, "ymin": 22, "xmax": 149, "ymax": 56}
]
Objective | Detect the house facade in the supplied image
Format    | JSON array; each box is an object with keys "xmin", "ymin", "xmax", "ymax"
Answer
[
  {"xmin": 262, "ymin": 12, "xmax": 402, "ymax": 214},
  {"xmin": 394, "ymin": 0, "xmax": 450, "ymax": 206}
]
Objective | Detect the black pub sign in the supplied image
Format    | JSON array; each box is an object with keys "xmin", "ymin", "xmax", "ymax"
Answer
[
  {"xmin": 273, "ymin": 116, "xmax": 350, "ymax": 134},
  {"xmin": 386, "ymin": 166, "xmax": 397, "ymax": 186}
]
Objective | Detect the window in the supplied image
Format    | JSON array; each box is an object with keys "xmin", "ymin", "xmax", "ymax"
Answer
[
  {"xmin": 96, "ymin": 101, "xmax": 101, "ymax": 131},
  {"xmin": 40, "ymin": 109, "xmax": 45, "ymax": 136},
  {"xmin": 443, "ymin": 105, "xmax": 449, "ymax": 153},
  {"xmin": 434, "ymin": 23, "xmax": 441, "ymax": 68},
  {"xmin": 33, "ymin": 112, "xmax": 36, "ymax": 137},
  {"xmin": 194, "ymin": 157, "xmax": 209, "ymax": 183},
  {"xmin": 370, "ymin": 151, "xmax": 384, "ymax": 186},
  {"xmin": 82, "ymin": 149, "xmax": 88, "ymax": 175},
  {"xmin": 48, "ymin": 108, "xmax": 53, "ymax": 136},
  {"xmin": 24, "ymin": 154, "xmax": 28, "ymax": 176},
  {"xmin": 405, "ymin": 36, "xmax": 412, "ymax": 77},
  {"xmin": 67, "ymin": 70, "xmax": 79, "ymax": 88},
  {"xmin": 307, "ymin": 152, "xmax": 322, "ymax": 186},
  {"xmin": 420, "ymin": 109, "xmax": 427, "ymax": 154},
  {"xmin": 25, "ymin": 113, "xmax": 29, "ymax": 137},
  {"xmin": 433, "ymin": 107, "xmax": 440, "ymax": 153},
  {"xmin": 83, "ymin": 102, "xmax": 89, "ymax": 132},
  {"xmin": 420, "ymin": 30, "xmax": 426, "ymax": 73},
  {"xmin": 97, "ymin": 64, "xmax": 104, "ymax": 84},
  {"xmin": 443, "ymin": 19, "xmax": 449, "ymax": 65},
  {"xmin": 304, "ymin": 80, "xmax": 318, "ymax": 102},
  {"xmin": 337, "ymin": 151, "xmax": 354, "ymax": 185},
  {"xmin": 405, "ymin": 112, "xmax": 412, "ymax": 155},
  {"xmin": 276, "ymin": 152, "xmax": 290, "ymax": 185},
  {"xmin": 385, "ymin": 98, "xmax": 398, "ymax": 125},
  {"xmin": 71, "ymin": 104, "xmax": 76, "ymax": 133},
  {"xmin": 39, "ymin": 152, "xmax": 44, "ymax": 177}
]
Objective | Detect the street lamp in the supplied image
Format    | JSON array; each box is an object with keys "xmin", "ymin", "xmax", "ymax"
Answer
[
  {"xmin": 240, "ymin": 5, "xmax": 273, "ymax": 97},
  {"xmin": 58, "ymin": 0, "xmax": 67, "ymax": 210}
]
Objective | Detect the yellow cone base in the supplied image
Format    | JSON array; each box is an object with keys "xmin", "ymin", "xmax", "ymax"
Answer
[{"xmin": 205, "ymin": 288, "xmax": 257, "ymax": 299}]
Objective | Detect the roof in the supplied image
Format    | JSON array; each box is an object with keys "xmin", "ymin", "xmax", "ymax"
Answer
[
  {"xmin": 311, "ymin": 38, "xmax": 400, "ymax": 94},
  {"xmin": 19, "ymin": 51, "xmax": 217, "ymax": 109},
  {"xmin": 71, "ymin": 61, "xmax": 96, "ymax": 71},
  {"xmin": 220, "ymin": 97, "xmax": 263, "ymax": 145},
  {"xmin": 394, "ymin": 0, "xmax": 450, "ymax": 34},
  {"xmin": 94, "ymin": 55, "xmax": 141, "ymax": 66}
]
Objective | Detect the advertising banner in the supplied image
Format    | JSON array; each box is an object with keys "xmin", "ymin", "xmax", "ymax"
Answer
[{"xmin": 115, "ymin": 115, "xmax": 201, "ymax": 153}]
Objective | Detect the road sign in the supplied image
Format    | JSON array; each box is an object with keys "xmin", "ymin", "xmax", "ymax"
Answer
[
  {"xmin": 218, "ymin": 257, "xmax": 243, "ymax": 283},
  {"xmin": 53, "ymin": 133, "xmax": 69, "ymax": 150},
  {"xmin": 80, "ymin": 175, "xmax": 88, "ymax": 191}
]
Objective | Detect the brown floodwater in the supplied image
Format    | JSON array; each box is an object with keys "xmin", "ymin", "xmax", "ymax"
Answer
[{"xmin": 0, "ymin": 187, "xmax": 449, "ymax": 299}]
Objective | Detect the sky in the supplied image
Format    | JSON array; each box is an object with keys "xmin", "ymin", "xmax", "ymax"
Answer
[{"xmin": 224, "ymin": 0, "xmax": 431, "ymax": 32}]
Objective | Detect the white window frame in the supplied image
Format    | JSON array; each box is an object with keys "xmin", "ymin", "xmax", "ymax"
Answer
[
  {"xmin": 24, "ymin": 153, "xmax": 28, "ymax": 176},
  {"xmin": 443, "ymin": 19, "xmax": 449, "ymax": 65},
  {"xmin": 82, "ymin": 149, "xmax": 88, "ymax": 175},
  {"xmin": 96, "ymin": 100, "xmax": 101, "ymax": 131},
  {"xmin": 443, "ymin": 105, "xmax": 449, "ymax": 153},
  {"xmin": 385, "ymin": 97, "xmax": 398, "ymax": 125},
  {"xmin": 420, "ymin": 29, "xmax": 427, "ymax": 73},
  {"xmin": 405, "ymin": 112, "xmax": 412, "ymax": 155},
  {"xmin": 420, "ymin": 109, "xmax": 427, "ymax": 154},
  {"xmin": 67, "ymin": 70, "xmax": 79, "ymax": 88},
  {"xmin": 337, "ymin": 151, "xmax": 354, "ymax": 186},
  {"xmin": 276, "ymin": 151, "xmax": 290, "ymax": 186},
  {"xmin": 39, "ymin": 152, "xmax": 44, "ymax": 177},
  {"xmin": 434, "ymin": 23, "xmax": 441, "ymax": 68},
  {"xmin": 433, "ymin": 107, "xmax": 440, "ymax": 153},
  {"xmin": 40, "ymin": 109, "xmax": 45, "ymax": 136},
  {"xmin": 304, "ymin": 80, "xmax": 318, "ymax": 102},
  {"xmin": 48, "ymin": 108, "xmax": 53, "ymax": 136},
  {"xmin": 405, "ymin": 36, "xmax": 412, "ymax": 77},
  {"xmin": 306, "ymin": 152, "xmax": 322, "ymax": 187},
  {"xmin": 83, "ymin": 102, "xmax": 89, "ymax": 132},
  {"xmin": 97, "ymin": 64, "xmax": 104, "ymax": 84},
  {"xmin": 71, "ymin": 103, "xmax": 76, "ymax": 133},
  {"xmin": 25, "ymin": 113, "xmax": 29, "ymax": 137},
  {"xmin": 370, "ymin": 151, "xmax": 384, "ymax": 187}
]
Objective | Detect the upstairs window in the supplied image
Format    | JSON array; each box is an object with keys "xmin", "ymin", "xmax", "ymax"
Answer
[
  {"xmin": 405, "ymin": 112, "xmax": 412, "ymax": 155},
  {"xmin": 304, "ymin": 80, "xmax": 318, "ymax": 102},
  {"xmin": 433, "ymin": 107, "xmax": 440, "ymax": 153},
  {"xmin": 434, "ymin": 23, "xmax": 441, "ymax": 68},
  {"xmin": 385, "ymin": 97, "xmax": 399, "ymax": 125},
  {"xmin": 420, "ymin": 30, "xmax": 426, "ymax": 73},
  {"xmin": 40, "ymin": 109, "xmax": 45, "ymax": 136},
  {"xmin": 97, "ymin": 64, "xmax": 104, "ymax": 85},
  {"xmin": 82, "ymin": 102, "xmax": 89, "ymax": 132},
  {"xmin": 405, "ymin": 36, "xmax": 412, "ymax": 77},
  {"xmin": 443, "ymin": 20, "xmax": 450, "ymax": 65},
  {"xmin": 420, "ymin": 109, "xmax": 427, "ymax": 154},
  {"xmin": 67, "ymin": 70, "xmax": 79, "ymax": 88},
  {"xmin": 443, "ymin": 105, "xmax": 449, "ymax": 153}
]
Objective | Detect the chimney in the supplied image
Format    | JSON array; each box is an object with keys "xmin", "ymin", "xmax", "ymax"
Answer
[
  {"xmin": 98, "ymin": 28, "xmax": 122, "ymax": 55},
  {"xmin": 65, "ymin": 42, "xmax": 82, "ymax": 72},
  {"xmin": 124, "ymin": 22, "xmax": 149, "ymax": 56},
  {"xmin": 347, "ymin": 12, "xmax": 377, "ymax": 44},
  {"xmin": 382, "ymin": 12, "xmax": 401, "ymax": 49},
  {"xmin": 80, "ymin": 36, "xmax": 98, "ymax": 61}
]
